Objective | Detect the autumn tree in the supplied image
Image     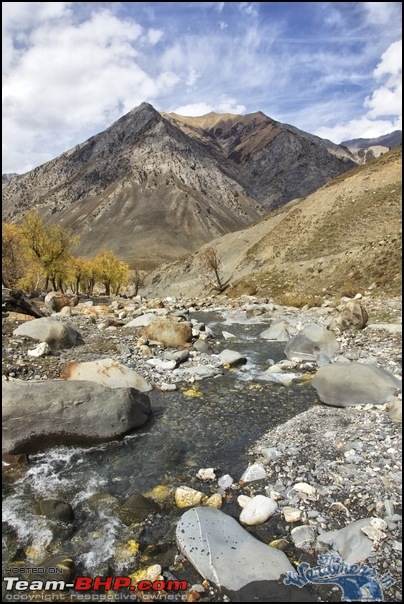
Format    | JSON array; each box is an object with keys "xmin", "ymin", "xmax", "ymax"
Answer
[
  {"xmin": 2, "ymin": 223, "xmax": 30, "ymax": 288},
  {"xmin": 19, "ymin": 211, "xmax": 79, "ymax": 291},
  {"xmin": 92, "ymin": 250, "xmax": 129, "ymax": 295}
]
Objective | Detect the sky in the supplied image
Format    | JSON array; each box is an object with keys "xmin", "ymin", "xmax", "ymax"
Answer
[{"xmin": 2, "ymin": 1, "xmax": 402, "ymax": 174}]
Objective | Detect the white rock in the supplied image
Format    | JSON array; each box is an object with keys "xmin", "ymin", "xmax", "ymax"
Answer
[
  {"xmin": 240, "ymin": 462, "xmax": 267, "ymax": 483},
  {"xmin": 217, "ymin": 474, "xmax": 234, "ymax": 489},
  {"xmin": 237, "ymin": 495, "xmax": 252, "ymax": 508},
  {"xmin": 222, "ymin": 331, "xmax": 236, "ymax": 340},
  {"xmin": 219, "ymin": 349, "xmax": 247, "ymax": 367},
  {"xmin": 293, "ymin": 482, "xmax": 317, "ymax": 496},
  {"xmin": 361, "ymin": 525, "xmax": 387, "ymax": 542},
  {"xmin": 27, "ymin": 342, "xmax": 52, "ymax": 357},
  {"xmin": 282, "ymin": 507, "xmax": 301, "ymax": 523},
  {"xmin": 196, "ymin": 468, "xmax": 216, "ymax": 481},
  {"xmin": 369, "ymin": 517, "xmax": 388, "ymax": 531},
  {"xmin": 159, "ymin": 383, "xmax": 177, "ymax": 391},
  {"xmin": 146, "ymin": 358, "xmax": 177, "ymax": 370},
  {"xmin": 240, "ymin": 495, "xmax": 277, "ymax": 526}
]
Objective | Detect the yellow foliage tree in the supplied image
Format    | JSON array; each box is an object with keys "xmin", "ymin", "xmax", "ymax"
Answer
[
  {"xmin": 2, "ymin": 223, "xmax": 31, "ymax": 288},
  {"xmin": 19, "ymin": 211, "xmax": 79, "ymax": 291},
  {"xmin": 92, "ymin": 250, "xmax": 129, "ymax": 295}
]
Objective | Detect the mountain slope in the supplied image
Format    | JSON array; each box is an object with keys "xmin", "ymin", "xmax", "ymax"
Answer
[
  {"xmin": 3, "ymin": 103, "xmax": 357, "ymax": 269},
  {"xmin": 2, "ymin": 103, "xmax": 263, "ymax": 269},
  {"xmin": 341, "ymin": 130, "xmax": 402, "ymax": 165},
  {"xmin": 143, "ymin": 146, "xmax": 402, "ymax": 299},
  {"xmin": 165, "ymin": 111, "xmax": 356, "ymax": 210}
]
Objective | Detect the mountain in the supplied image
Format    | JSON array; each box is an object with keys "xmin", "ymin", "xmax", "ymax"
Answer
[
  {"xmin": 342, "ymin": 131, "xmax": 402, "ymax": 150},
  {"xmin": 142, "ymin": 146, "xmax": 402, "ymax": 300},
  {"xmin": 341, "ymin": 131, "xmax": 402, "ymax": 165},
  {"xmin": 3, "ymin": 102, "xmax": 357, "ymax": 269},
  {"xmin": 164, "ymin": 110, "xmax": 356, "ymax": 210}
]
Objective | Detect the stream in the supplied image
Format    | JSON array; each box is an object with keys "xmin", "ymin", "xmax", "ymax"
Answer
[{"xmin": 2, "ymin": 309, "xmax": 324, "ymax": 601}]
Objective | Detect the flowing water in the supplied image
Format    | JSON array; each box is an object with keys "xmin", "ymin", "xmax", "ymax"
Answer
[{"xmin": 2, "ymin": 309, "xmax": 322, "ymax": 599}]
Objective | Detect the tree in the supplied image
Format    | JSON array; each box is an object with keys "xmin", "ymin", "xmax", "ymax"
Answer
[
  {"xmin": 2, "ymin": 223, "xmax": 30, "ymax": 288},
  {"xmin": 201, "ymin": 247, "xmax": 230, "ymax": 292},
  {"xmin": 19, "ymin": 211, "xmax": 79, "ymax": 291},
  {"xmin": 92, "ymin": 250, "xmax": 129, "ymax": 295},
  {"xmin": 130, "ymin": 267, "xmax": 144, "ymax": 296}
]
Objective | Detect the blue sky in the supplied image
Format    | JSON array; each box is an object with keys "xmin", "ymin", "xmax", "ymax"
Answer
[{"xmin": 2, "ymin": 2, "xmax": 402, "ymax": 174}]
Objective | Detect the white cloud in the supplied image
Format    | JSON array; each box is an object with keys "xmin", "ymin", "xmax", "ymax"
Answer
[
  {"xmin": 314, "ymin": 40, "xmax": 402, "ymax": 143},
  {"xmin": 368, "ymin": 39, "xmax": 402, "ymax": 118},
  {"xmin": 186, "ymin": 68, "xmax": 200, "ymax": 87},
  {"xmin": 239, "ymin": 3, "xmax": 258, "ymax": 17},
  {"xmin": 173, "ymin": 95, "xmax": 246, "ymax": 117},
  {"xmin": 2, "ymin": 5, "xmax": 176, "ymax": 173},
  {"xmin": 362, "ymin": 2, "xmax": 398, "ymax": 26},
  {"xmin": 315, "ymin": 115, "xmax": 402, "ymax": 144},
  {"xmin": 146, "ymin": 28, "xmax": 163, "ymax": 45}
]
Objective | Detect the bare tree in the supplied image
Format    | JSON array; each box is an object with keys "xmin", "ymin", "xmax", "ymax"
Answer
[{"xmin": 201, "ymin": 247, "xmax": 230, "ymax": 293}]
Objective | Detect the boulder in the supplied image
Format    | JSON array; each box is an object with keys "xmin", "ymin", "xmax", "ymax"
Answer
[
  {"xmin": 13, "ymin": 317, "xmax": 83, "ymax": 350},
  {"xmin": 312, "ymin": 363, "xmax": 402, "ymax": 407},
  {"xmin": 284, "ymin": 324, "xmax": 339, "ymax": 361},
  {"xmin": 2, "ymin": 380, "xmax": 151, "ymax": 454},
  {"xmin": 317, "ymin": 518, "xmax": 374, "ymax": 564},
  {"xmin": 60, "ymin": 358, "xmax": 152, "ymax": 392},
  {"xmin": 260, "ymin": 321, "xmax": 292, "ymax": 341},
  {"xmin": 219, "ymin": 349, "xmax": 247, "ymax": 367},
  {"xmin": 124, "ymin": 314, "xmax": 158, "ymax": 328},
  {"xmin": 45, "ymin": 292, "xmax": 79, "ymax": 313},
  {"xmin": 176, "ymin": 507, "xmax": 294, "ymax": 591},
  {"xmin": 143, "ymin": 317, "xmax": 192, "ymax": 347},
  {"xmin": 36, "ymin": 499, "xmax": 74, "ymax": 523},
  {"xmin": 329, "ymin": 299, "xmax": 368, "ymax": 332}
]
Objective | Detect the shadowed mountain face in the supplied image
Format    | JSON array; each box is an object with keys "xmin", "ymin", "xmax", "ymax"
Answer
[{"xmin": 3, "ymin": 103, "xmax": 357, "ymax": 269}]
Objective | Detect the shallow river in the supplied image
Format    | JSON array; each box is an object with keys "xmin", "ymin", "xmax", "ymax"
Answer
[{"xmin": 3, "ymin": 309, "xmax": 325, "ymax": 601}]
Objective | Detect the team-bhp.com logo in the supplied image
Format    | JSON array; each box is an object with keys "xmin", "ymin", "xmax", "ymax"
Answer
[{"xmin": 3, "ymin": 573, "xmax": 188, "ymax": 600}]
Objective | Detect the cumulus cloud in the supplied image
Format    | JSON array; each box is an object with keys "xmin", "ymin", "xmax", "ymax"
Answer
[
  {"xmin": 365, "ymin": 40, "xmax": 402, "ymax": 118},
  {"xmin": 173, "ymin": 96, "xmax": 246, "ymax": 117},
  {"xmin": 315, "ymin": 40, "xmax": 402, "ymax": 143},
  {"xmin": 2, "ymin": 3, "xmax": 174, "ymax": 173},
  {"xmin": 2, "ymin": 3, "xmax": 402, "ymax": 173}
]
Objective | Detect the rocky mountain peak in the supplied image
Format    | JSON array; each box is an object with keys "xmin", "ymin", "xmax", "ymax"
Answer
[{"xmin": 3, "ymin": 103, "xmax": 364, "ymax": 269}]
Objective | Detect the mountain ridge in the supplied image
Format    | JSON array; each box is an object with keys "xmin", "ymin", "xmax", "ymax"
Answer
[{"xmin": 2, "ymin": 102, "xmax": 365, "ymax": 269}]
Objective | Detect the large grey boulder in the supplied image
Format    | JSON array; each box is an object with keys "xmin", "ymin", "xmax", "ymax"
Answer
[
  {"xmin": 176, "ymin": 507, "xmax": 294, "ymax": 591},
  {"xmin": 13, "ymin": 317, "xmax": 83, "ymax": 349},
  {"xmin": 60, "ymin": 358, "xmax": 152, "ymax": 392},
  {"xmin": 317, "ymin": 518, "xmax": 374, "ymax": 564},
  {"xmin": 2, "ymin": 380, "xmax": 151, "ymax": 454},
  {"xmin": 260, "ymin": 321, "xmax": 291, "ymax": 341},
  {"xmin": 284, "ymin": 324, "xmax": 339, "ymax": 361},
  {"xmin": 312, "ymin": 363, "xmax": 402, "ymax": 407}
]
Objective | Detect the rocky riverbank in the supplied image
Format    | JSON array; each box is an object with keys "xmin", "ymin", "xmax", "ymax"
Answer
[{"xmin": 2, "ymin": 291, "xmax": 402, "ymax": 602}]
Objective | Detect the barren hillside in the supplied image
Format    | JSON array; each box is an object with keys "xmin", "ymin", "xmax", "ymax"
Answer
[{"xmin": 143, "ymin": 147, "xmax": 402, "ymax": 301}]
